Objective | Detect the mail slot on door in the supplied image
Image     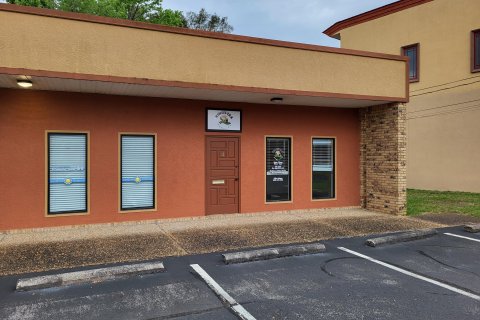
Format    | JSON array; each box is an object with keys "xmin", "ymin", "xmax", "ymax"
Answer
[{"xmin": 212, "ymin": 179, "xmax": 225, "ymax": 185}]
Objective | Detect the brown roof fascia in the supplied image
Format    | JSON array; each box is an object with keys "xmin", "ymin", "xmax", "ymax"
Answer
[
  {"xmin": 0, "ymin": 66, "xmax": 408, "ymax": 103},
  {"xmin": 323, "ymin": 0, "xmax": 434, "ymax": 38},
  {"xmin": 0, "ymin": 3, "xmax": 407, "ymax": 62}
]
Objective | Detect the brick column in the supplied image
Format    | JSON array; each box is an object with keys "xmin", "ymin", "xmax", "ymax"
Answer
[{"xmin": 360, "ymin": 103, "xmax": 407, "ymax": 215}]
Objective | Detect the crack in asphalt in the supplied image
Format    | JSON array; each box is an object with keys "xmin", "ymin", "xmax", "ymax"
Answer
[
  {"xmin": 417, "ymin": 250, "xmax": 480, "ymax": 278},
  {"xmin": 370, "ymin": 258, "xmax": 480, "ymax": 296},
  {"xmin": 418, "ymin": 244, "xmax": 471, "ymax": 249},
  {"xmin": 320, "ymin": 257, "xmax": 362, "ymax": 277},
  {"xmin": 425, "ymin": 291, "xmax": 458, "ymax": 297},
  {"xmin": 146, "ymin": 306, "xmax": 228, "ymax": 319}
]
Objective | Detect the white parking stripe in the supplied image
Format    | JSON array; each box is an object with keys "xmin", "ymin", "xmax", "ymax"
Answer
[
  {"xmin": 190, "ymin": 264, "xmax": 256, "ymax": 320},
  {"xmin": 338, "ymin": 247, "xmax": 480, "ymax": 301},
  {"xmin": 444, "ymin": 232, "xmax": 480, "ymax": 243},
  {"xmin": 231, "ymin": 305, "xmax": 256, "ymax": 320}
]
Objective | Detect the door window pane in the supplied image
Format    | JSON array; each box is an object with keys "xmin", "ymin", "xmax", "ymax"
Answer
[
  {"xmin": 266, "ymin": 137, "xmax": 291, "ymax": 202},
  {"xmin": 48, "ymin": 133, "xmax": 88, "ymax": 214},
  {"xmin": 312, "ymin": 138, "xmax": 335, "ymax": 199},
  {"xmin": 121, "ymin": 135, "xmax": 155, "ymax": 210}
]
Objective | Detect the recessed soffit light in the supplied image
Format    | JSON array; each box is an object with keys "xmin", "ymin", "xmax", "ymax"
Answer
[
  {"xmin": 17, "ymin": 79, "xmax": 33, "ymax": 88},
  {"xmin": 270, "ymin": 97, "xmax": 283, "ymax": 103}
]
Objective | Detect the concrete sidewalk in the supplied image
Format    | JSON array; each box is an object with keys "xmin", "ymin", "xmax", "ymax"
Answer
[{"xmin": 0, "ymin": 208, "xmax": 444, "ymax": 276}]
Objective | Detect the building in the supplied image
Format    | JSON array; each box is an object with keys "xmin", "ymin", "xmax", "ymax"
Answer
[
  {"xmin": 325, "ymin": 0, "xmax": 480, "ymax": 193},
  {"xmin": 0, "ymin": 4, "xmax": 408, "ymax": 231}
]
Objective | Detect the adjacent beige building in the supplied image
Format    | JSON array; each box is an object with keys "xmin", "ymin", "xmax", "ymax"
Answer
[{"xmin": 325, "ymin": 0, "xmax": 480, "ymax": 192}]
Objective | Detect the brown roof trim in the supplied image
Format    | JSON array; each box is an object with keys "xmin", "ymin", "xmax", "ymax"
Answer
[
  {"xmin": 324, "ymin": 0, "xmax": 434, "ymax": 38},
  {"xmin": 0, "ymin": 67, "xmax": 408, "ymax": 103},
  {"xmin": 0, "ymin": 3, "xmax": 407, "ymax": 62}
]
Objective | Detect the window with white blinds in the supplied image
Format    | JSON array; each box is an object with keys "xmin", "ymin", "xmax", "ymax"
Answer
[
  {"xmin": 121, "ymin": 135, "xmax": 155, "ymax": 210},
  {"xmin": 48, "ymin": 133, "xmax": 88, "ymax": 214},
  {"xmin": 312, "ymin": 138, "xmax": 335, "ymax": 199}
]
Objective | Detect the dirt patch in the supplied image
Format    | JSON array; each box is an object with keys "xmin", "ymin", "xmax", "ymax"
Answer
[
  {"xmin": 172, "ymin": 221, "xmax": 349, "ymax": 254},
  {"xmin": 413, "ymin": 213, "xmax": 480, "ymax": 226},
  {"xmin": 320, "ymin": 216, "xmax": 441, "ymax": 237},
  {"xmin": 0, "ymin": 212, "xmax": 448, "ymax": 276},
  {"xmin": 0, "ymin": 233, "xmax": 184, "ymax": 276}
]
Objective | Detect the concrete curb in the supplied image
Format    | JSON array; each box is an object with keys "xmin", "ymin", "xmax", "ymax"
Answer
[
  {"xmin": 16, "ymin": 261, "xmax": 165, "ymax": 291},
  {"xmin": 365, "ymin": 229, "xmax": 438, "ymax": 247},
  {"xmin": 222, "ymin": 243, "xmax": 326, "ymax": 264},
  {"xmin": 464, "ymin": 224, "xmax": 480, "ymax": 233}
]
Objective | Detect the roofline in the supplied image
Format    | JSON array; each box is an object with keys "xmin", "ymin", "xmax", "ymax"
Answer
[
  {"xmin": 0, "ymin": 3, "xmax": 407, "ymax": 62},
  {"xmin": 323, "ymin": 0, "xmax": 434, "ymax": 38}
]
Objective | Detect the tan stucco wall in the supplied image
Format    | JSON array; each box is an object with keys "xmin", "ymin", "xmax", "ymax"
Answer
[
  {"xmin": 339, "ymin": 0, "xmax": 480, "ymax": 192},
  {"xmin": 0, "ymin": 10, "xmax": 406, "ymax": 99},
  {"xmin": 407, "ymin": 87, "xmax": 480, "ymax": 192}
]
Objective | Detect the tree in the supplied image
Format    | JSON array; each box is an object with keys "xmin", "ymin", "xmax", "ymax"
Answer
[
  {"xmin": 58, "ymin": 0, "xmax": 97, "ymax": 15},
  {"xmin": 6, "ymin": 0, "xmax": 56, "ymax": 9},
  {"xmin": 6, "ymin": 0, "xmax": 233, "ymax": 32},
  {"xmin": 94, "ymin": 0, "xmax": 178, "ymax": 22},
  {"xmin": 185, "ymin": 8, "xmax": 233, "ymax": 33},
  {"xmin": 148, "ymin": 7, "xmax": 186, "ymax": 27}
]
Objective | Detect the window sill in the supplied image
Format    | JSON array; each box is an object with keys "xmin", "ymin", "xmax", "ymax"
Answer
[
  {"xmin": 265, "ymin": 201, "xmax": 293, "ymax": 205},
  {"xmin": 311, "ymin": 198, "xmax": 337, "ymax": 202},
  {"xmin": 119, "ymin": 208, "xmax": 157, "ymax": 214},
  {"xmin": 45, "ymin": 212, "xmax": 89, "ymax": 218}
]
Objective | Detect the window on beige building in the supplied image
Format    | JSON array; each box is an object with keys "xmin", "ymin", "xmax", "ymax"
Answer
[
  {"xmin": 472, "ymin": 30, "xmax": 480, "ymax": 72},
  {"xmin": 402, "ymin": 44, "xmax": 419, "ymax": 82}
]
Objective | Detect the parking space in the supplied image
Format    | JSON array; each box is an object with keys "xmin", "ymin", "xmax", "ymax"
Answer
[
  {"xmin": 195, "ymin": 226, "xmax": 480, "ymax": 319},
  {"xmin": 0, "ymin": 226, "xmax": 479, "ymax": 319},
  {"xmin": 0, "ymin": 260, "xmax": 228, "ymax": 320},
  {"xmin": 336, "ymin": 231, "xmax": 480, "ymax": 297}
]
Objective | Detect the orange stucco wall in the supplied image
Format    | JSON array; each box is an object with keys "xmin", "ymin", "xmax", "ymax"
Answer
[{"xmin": 0, "ymin": 89, "xmax": 360, "ymax": 231}]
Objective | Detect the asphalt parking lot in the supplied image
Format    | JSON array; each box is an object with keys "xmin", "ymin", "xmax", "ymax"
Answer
[{"xmin": 0, "ymin": 226, "xmax": 479, "ymax": 320}]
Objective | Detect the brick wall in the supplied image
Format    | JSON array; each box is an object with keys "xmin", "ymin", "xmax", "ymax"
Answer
[{"xmin": 360, "ymin": 103, "xmax": 407, "ymax": 215}]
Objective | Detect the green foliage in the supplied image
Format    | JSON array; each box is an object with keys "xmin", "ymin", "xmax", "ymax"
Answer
[
  {"xmin": 58, "ymin": 0, "xmax": 97, "ymax": 14},
  {"xmin": 7, "ymin": 0, "xmax": 56, "ymax": 9},
  {"xmin": 6, "ymin": 0, "xmax": 232, "ymax": 32},
  {"xmin": 185, "ymin": 8, "xmax": 233, "ymax": 33},
  {"xmin": 148, "ymin": 8, "xmax": 186, "ymax": 27},
  {"xmin": 407, "ymin": 189, "xmax": 480, "ymax": 217},
  {"xmin": 96, "ymin": 0, "xmax": 164, "ymax": 21}
]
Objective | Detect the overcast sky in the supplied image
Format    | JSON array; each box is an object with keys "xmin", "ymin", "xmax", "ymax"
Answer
[{"xmin": 163, "ymin": 0, "xmax": 397, "ymax": 47}]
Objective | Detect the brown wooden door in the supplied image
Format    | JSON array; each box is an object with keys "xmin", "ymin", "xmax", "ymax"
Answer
[{"xmin": 206, "ymin": 136, "xmax": 239, "ymax": 215}]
